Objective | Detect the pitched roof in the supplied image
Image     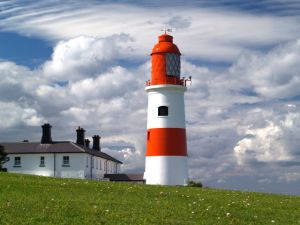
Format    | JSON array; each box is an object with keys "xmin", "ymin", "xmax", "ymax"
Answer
[{"xmin": 0, "ymin": 142, "xmax": 122, "ymax": 164}]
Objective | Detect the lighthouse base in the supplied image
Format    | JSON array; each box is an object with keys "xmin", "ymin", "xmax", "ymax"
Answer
[{"xmin": 144, "ymin": 156, "xmax": 188, "ymax": 186}]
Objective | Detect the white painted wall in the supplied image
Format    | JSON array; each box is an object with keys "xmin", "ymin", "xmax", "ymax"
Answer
[
  {"xmin": 146, "ymin": 84, "xmax": 187, "ymax": 129},
  {"xmin": 4, "ymin": 153, "xmax": 120, "ymax": 180},
  {"xmin": 84, "ymin": 155, "xmax": 113, "ymax": 180},
  {"xmin": 144, "ymin": 156, "xmax": 188, "ymax": 185},
  {"xmin": 55, "ymin": 153, "xmax": 85, "ymax": 179},
  {"xmin": 4, "ymin": 153, "xmax": 56, "ymax": 177},
  {"xmin": 4, "ymin": 153, "xmax": 86, "ymax": 178}
]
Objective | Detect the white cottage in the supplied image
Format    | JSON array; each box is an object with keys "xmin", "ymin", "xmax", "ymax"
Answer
[{"xmin": 1, "ymin": 124, "xmax": 122, "ymax": 179}]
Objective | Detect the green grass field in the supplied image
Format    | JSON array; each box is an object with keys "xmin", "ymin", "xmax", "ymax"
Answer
[{"xmin": 0, "ymin": 172, "xmax": 299, "ymax": 225}]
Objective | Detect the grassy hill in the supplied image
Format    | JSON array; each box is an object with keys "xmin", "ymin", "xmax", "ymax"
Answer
[{"xmin": 0, "ymin": 173, "xmax": 299, "ymax": 225}]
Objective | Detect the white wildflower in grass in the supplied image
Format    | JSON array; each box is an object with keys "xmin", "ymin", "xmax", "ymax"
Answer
[
  {"xmin": 226, "ymin": 212, "xmax": 231, "ymax": 217},
  {"xmin": 93, "ymin": 205, "xmax": 97, "ymax": 209},
  {"xmin": 192, "ymin": 211, "xmax": 195, "ymax": 214},
  {"xmin": 105, "ymin": 209, "xmax": 109, "ymax": 212},
  {"xmin": 271, "ymin": 220, "xmax": 275, "ymax": 223},
  {"xmin": 51, "ymin": 198, "xmax": 55, "ymax": 201},
  {"xmin": 160, "ymin": 191, "xmax": 164, "ymax": 195}
]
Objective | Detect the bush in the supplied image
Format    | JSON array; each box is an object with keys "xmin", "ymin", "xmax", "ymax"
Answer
[{"xmin": 187, "ymin": 180, "xmax": 203, "ymax": 188}]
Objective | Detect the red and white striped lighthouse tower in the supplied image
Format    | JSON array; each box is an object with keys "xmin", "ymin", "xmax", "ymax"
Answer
[{"xmin": 144, "ymin": 33, "xmax": 189, "ymax": 185}]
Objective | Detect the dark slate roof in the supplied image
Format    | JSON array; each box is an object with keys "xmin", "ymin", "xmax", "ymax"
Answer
[
  {"xmin": 0, "ymin": 142, "xmax": 122, "ymax": 164},
  {"xmin": 104, "ymin": 173, "xmax": 145, "ymax": 182}
]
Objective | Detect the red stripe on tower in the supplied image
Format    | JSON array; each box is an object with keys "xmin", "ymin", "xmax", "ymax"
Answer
[{"xmin": 146, "ymin": 128, "xmax": 187, "ymax": 156}]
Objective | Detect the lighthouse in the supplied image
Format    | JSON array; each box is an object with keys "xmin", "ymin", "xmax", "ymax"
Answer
[{"xmin": 144, "ymin": 33, "xmax": 189, "ymax": 185}]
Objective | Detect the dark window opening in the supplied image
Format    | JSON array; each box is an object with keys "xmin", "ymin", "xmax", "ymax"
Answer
[
  {"xmin": 158, "ymin": 106, "xmax": 168, "ymax": 116},
  {"xmin": 147, "ymin": 131, "xmax": 150, "ymax": 140},
  {"xmin": 62, "ymin": 156, "xmax": 70, "ymax": 167},
  {"xmin": 40, "ymin": 156, "xmax": 45, "ymax": 167},
  {"xmin": 14, "ymin": 157, "xmax": 21, "ymax": 167}
]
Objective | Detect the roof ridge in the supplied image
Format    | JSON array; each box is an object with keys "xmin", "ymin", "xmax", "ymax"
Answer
[{"xmin": 69, "ymin": 142, "xmax": 86, "ymax": 152}]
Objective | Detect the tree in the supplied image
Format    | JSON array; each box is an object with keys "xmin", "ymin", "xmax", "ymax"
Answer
[
  {"xmin": 0, "ymin": 145, "xmax": 7, "ymax": 171},
  {"xmin": 187, "ymin": 179, "xmax": 203, "ymax": 188}
]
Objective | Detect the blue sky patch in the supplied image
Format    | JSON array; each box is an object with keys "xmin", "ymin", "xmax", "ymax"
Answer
[{"xmin": 0, "ymin": 32, "xmax": 52, "ymax": 68}]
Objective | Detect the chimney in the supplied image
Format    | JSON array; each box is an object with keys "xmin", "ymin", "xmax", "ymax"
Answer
[
  {"xmin": 41, "ymin": 123, "xmax": 52, "ymax": 144},
  {"xmin": 76, "ymin": 127, "xmax": 85, "ymax": 146},
  {"xmin": 85, "ymin": 139, "xmax": 90, "ymax": 148},
  {"xmin": 92, "ymin": 135, "xmax": 101, "ymax": 151}
]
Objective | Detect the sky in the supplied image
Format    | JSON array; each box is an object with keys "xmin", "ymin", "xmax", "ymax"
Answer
[{"xmin": 0, "ymin": 0, "xmax": 300, "ymax": 195}]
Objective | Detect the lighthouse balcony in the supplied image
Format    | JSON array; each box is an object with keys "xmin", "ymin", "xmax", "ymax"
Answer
[{"xmin": 146, "ymin": 76, "xmax": 185, "ymax": 86}]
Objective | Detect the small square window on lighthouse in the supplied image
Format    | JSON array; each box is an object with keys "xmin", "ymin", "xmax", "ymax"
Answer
[{"xmin": 158, "ymin": 106, "xmax": 168, "ymax": 116}]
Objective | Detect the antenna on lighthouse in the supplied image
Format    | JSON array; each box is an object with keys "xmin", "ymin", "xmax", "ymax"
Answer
[{"xmin": 161, "ymin": 27, "xmax": 172, "ymax": 34}]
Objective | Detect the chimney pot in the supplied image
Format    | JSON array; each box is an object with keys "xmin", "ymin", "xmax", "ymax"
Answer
[
  {"xmin": 41, "ymin": 123, "xmax": 52, "ymax": 144},
  {"xmin": 92, "ymin": 135, "xmax": 101, "ymax": 151},
  {"xmin": 85, "ymin": 139, "xmax": 90, "ymax": 148},
  {"xmin": 76, "ymin": 126, "xmax": 85, "ymax": 146}
]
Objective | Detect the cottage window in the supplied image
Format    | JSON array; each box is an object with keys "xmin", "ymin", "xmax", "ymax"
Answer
[
  {"xmin": 62, "ymin": 156, "xmax": 70, "ymax": 167},
  {"xmin": 40, "ymin": 156, "xmax": 45, "ymax": 167},
  {"xmin": 86, "ymin": 157, "xmax": 89, "ymax": 168},
  {"xmin": 158, "ymin": 106, "xmax": 168, "ymax": 116},
  {"xmin": 96, "ymin": 159, "xmax": 98, "ymax": 169},
  {"xmin": 100, "ymin": 160, "xmax": 102, "ymax": 170},
  {"xmin": 14, "ymin": 157, "xmax": 21, "ymax": 167}
]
